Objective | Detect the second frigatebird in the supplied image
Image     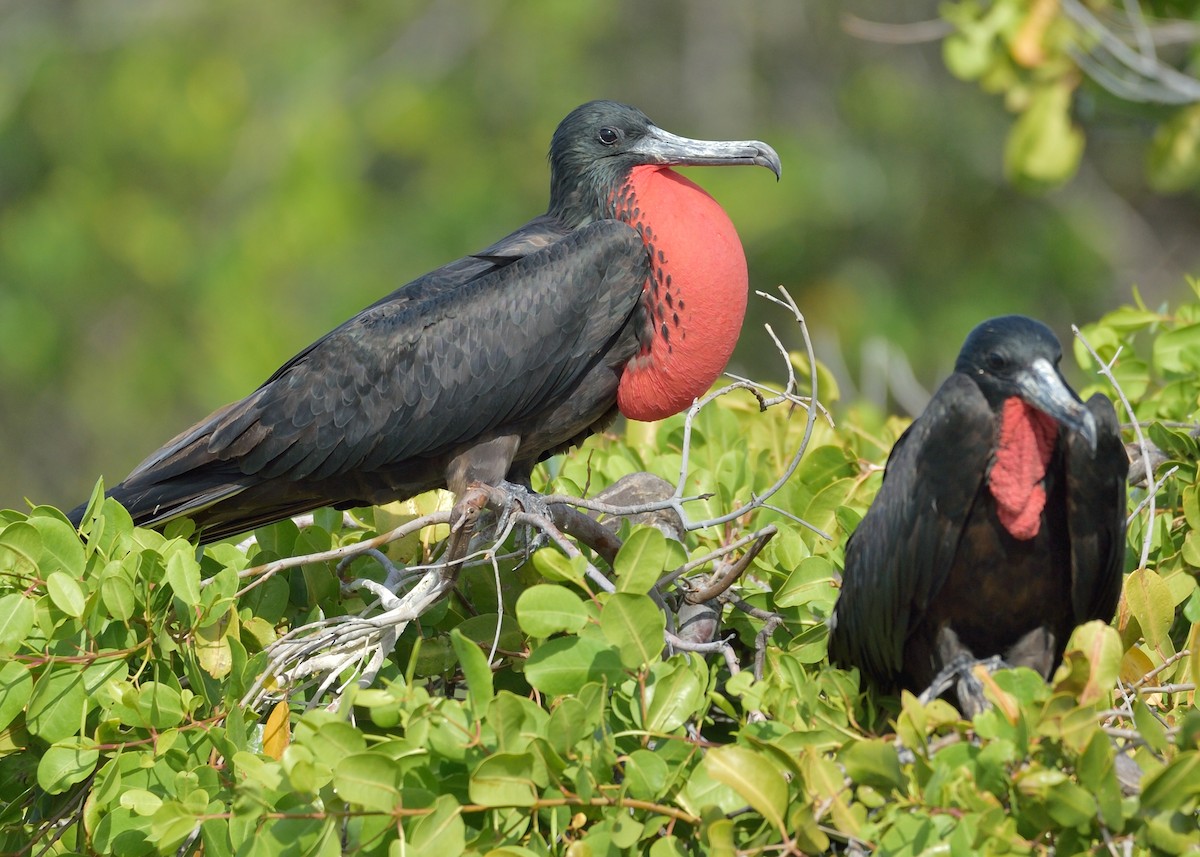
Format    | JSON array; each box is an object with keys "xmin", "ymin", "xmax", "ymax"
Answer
[
  {"xmin": 828, "ymin": 316, "xmax": 1128, "ymax": 715},
  {"xmin": 67, "ymin": 101, "xmax": 780, "ymax": 542}
]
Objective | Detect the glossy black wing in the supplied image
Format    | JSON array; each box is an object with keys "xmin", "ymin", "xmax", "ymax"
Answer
[
  {"xmin": 1065, "ymin": 394, "xmax": 1129, "ymax": 624},
  {"xmin": 828, "ymin": 373, "xmax": 994, "ymax": 684},
  {"xmin": 102, "ymin": 219, "xmax": 648, "ymax": 519}
]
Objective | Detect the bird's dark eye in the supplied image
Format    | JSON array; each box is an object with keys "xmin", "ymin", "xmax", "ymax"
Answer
[
  {"xmin": 597, "ymin": 126, "xmax": 620, "ymax": 145},
  {"xmin": 986, "ymin": 352, "xmax": 1006, "ymax": 371}
]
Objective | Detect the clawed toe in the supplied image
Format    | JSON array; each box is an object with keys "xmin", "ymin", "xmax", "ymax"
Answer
[{"xmin": 919, "ymin": 654, "xmax": 1010, "ymax": 717}]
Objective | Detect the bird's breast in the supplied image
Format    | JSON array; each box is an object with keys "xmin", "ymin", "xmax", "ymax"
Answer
[{"xmin": 612, "ymin": 165, "xmax": 749, "ymax": 421}]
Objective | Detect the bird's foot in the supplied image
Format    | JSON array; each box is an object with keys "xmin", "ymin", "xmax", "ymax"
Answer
[
  {"xmin": 449, "ymin": 480, "xmax": 554, "ymax": 558},
  {"xmin": 919, "ymin": 654, "xmax": 1010, "ymax": 718},
  {"xmin": 442, "ymin": 486, "xmax": 493, "ymax": 581},
  {"xmin": 495, "ymin": 479, "xmax": 551, "ymax": 521},
  {"xmin": 490, "ymin": 480, "xmax": 553, "ymax": 551}
]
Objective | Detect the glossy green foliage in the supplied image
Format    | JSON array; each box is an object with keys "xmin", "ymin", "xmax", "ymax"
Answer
[{"xmin": 2, "ymin": 291, "xmax": 1199, "ymax": 855}]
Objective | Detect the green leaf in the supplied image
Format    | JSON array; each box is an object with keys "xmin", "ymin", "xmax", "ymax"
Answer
[
  {"xmin": 523, "ymin": 636, "xmax": 625, "ymax": 696},
  {"xmin": 120, "ymin": 789, "xmax": 164, "ymax": 816},
  {"xmin": 144, "ymin": 681, "xmax": 186, "ymax": 728},
  {"xmin": 797, "ymin": 444, "xmax": 858, "ymax": 485},
  {"xmin": 515, "ymin": 583, "xmax": 588, "ymax": 636},
  {"xmin": 614, "ymin": 527, "xmax": 668, "ymax": 595},
  {"xmin": 838, "ymin": 739, "xmax": 904, "ymax": 793},
  {"xmin": 775, "ymin": 555, "xmax": 838, "ymax": 610},
  {"xmin": 623, "ymin": 748, "xmax": 670, "ymax": 800},
  {"xmin": 26, "ymin": 667, "xmax": 89, "ymax": 743},
  {"xmin": 1077, "ymin": 730, "xmax": 1123, "ymax": 828},
  {"xmin": 37, "ymin": 739, "xmax": 100, "ymax": 794},
  {"xmin": 530, "ymin": 546, "xmax": 585, "ymax": 583},
  {"xmin": 165, "ymin": 546, "xmax": 202, "ymax": 607},
  {"xmin": 1004, "ymin": 81, "xmax": 1085, "ymax": 191},
  {"xmin": 600, "ymin": 592, "xmax": 665, "ymax": 669},
  {"xmin": 1140, "ymin": 751, "xmax": 1200, "ymax": 812},
  {"xmin": 407, "ymin": 794, "xmax": 465, "ymax": 857},
  {"xmin": 29, "ymin": 516, "xmax": 86, "ymax": 577},
  {"xmin": 704, "ymin": 745, "xmax": 787, "ymax": 833},
  {"xmin": 1153, "ymin": 321, "xmax": 1200, "ymax": 375},
  {"xmin": 46, "ymin": 571, "xmax": 86, "ymax": 618},
  {"xmin": 99, "ymin": 563, "xmax": 137, "ymax": 620},
  {"xmin": 469, "ymin": 752, "xmax": 542, "ymax": 807},
  {"xmin": 1124, "ymin": 567, "xmax": 1175, "ymax": 655},
  {"xmin": 0, "ymin": 593, "xmax": 35, "ymax": 653},
  {"xmin": 487, "ymin": 691, "xmax": 546, "ymax": 754},
  {"xmin": 643, "ymin": 658, "xmax": 704, "ymax": 734},
  {"xmin": 1043, "ymin": 779, "xmax": 1096, "ymax": 828},
  {"xmin": 649, "ymin": 836, "xmax": 690, "ymax": 857},
  {"xmin": 148, "ymin": 800, "xmax": 201, "ymax": 851},
  {"xmin": 0, "ymin": 660, "xmax": 32, "ymax": 731},
  {"xmin": 1133, "ymin": 700, "xmax": 1171, "ymax": 755},
  {"xmin": 449, "ymin": 627, "xmax": 494, "ymax": 711},
  {"xmin": 111, "ymin": 681, "xmax": 185, "ymax": 729},
  {"xmin": 0, "ymin": 521, "xmax": 40, "ymax": 577},
  {"xmin": 333, "ymin": 752, "xmax": 402, "ymax": 811},
  {"xmin": 545, "ymin": 695, "xmax": 590, "ymax": 756},
  {"xmin": 454, "ymin": 614, "xmax": 522, "ymax": 654}
]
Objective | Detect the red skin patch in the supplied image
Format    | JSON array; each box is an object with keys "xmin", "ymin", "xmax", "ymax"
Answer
[
  {"xmin": 613, "ymin": 165, "xmax": 748, "ymax": 421},
  {"xmin": 989, "ymin": 397, "xmax": 1059, "ymax": 540}
]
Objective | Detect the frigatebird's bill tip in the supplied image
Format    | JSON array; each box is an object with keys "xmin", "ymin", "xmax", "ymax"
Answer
[
  {"xmin": 1017, "ymin": 356, "xmax": 1099, "ymax": 452},
  {"xmin": 631, "ymin": 125, "xmax": 782, "ymax": 179}
]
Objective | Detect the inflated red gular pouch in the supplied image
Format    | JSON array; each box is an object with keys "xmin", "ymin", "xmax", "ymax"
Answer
[{"xmin": 989, "ymin": 397, "xmax": 1059, "ymax": 540}]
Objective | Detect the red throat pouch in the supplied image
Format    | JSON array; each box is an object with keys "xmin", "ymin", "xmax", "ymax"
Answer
[{"xmin": 989, "ymin": 397, "xmax": 1058, "ymax": 540}]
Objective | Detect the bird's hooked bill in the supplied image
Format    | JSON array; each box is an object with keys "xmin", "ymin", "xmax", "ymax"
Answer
[
  {"xmin": 1017, "ymin": 357, "xmax": 1098, "ymax": 452},
  {"xmin": 630, "ymin": 125, "xmax": 782, "ymax": 179}
]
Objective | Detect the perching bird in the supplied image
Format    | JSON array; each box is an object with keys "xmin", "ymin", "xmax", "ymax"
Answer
[
  {"xmin": 828, "ymin": 316, "xmax": 1128, "ymax": 715},
  {"xmin": 67, "ymin": 101, "xmax": 780, "ymax": 542}
]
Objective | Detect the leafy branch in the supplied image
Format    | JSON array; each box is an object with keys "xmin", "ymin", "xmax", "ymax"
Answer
[{"xmin": 242, "ymin": 287, "xmax": 823, "ymax": 710}]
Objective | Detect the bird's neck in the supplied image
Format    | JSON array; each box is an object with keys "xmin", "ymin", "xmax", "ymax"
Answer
[
  {"xmin": 989, "ymin": 397, "xmax": 1059, "ymax": 540},
  {"xmin": 612, "ymin": 165, "xmax": 749, "ymax": 421}
]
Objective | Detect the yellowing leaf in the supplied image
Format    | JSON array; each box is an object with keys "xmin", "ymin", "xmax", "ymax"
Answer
[
  {"xmin": 704, "ymin": 746, "xmax": 787, "ymax": 834},
  {"xmin": 1056, "ymin": 621, "xmax": 1123, "ymax": 705},
  {"xmin": 1123, "ymin": 567, "xmax": 1175, "ymax": 655},
  {"xmin": 196, "ymin": 609, "xmax": 235, "ymax": 679},
  {"xmin": 262, "ymin": 700, "xmax": 290, "ymax": 761},
  {"xmin": 1119, "ymin": 646, "xmax": 1155, "ymax": 685}
]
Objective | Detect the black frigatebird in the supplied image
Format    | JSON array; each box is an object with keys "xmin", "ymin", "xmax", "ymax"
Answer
[
  {"xmin": 828, "ymin": 316, "xmax": 1128, "ymax": 715},
  {"xmin": 66, "ymin": 101, "xmax": 781, "ymax": 542}
]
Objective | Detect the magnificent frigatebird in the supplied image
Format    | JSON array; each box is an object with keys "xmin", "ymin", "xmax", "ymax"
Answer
[
  {"xmin": 828, "ymin": 316, "xmax": 1128, "ymax": 714},
  {"xmin": 67, "ymin": 101, "xmax": 780, "ymax": 542}
]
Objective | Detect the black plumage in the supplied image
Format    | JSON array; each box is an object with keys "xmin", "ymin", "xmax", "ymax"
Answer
[
  {"xmin": 828, "ymin": 316, "xmax": 1128, "ymax": 713},
  {"xmin": 67, "ymin": 101, "xmax": 780, "ymax": 542}
]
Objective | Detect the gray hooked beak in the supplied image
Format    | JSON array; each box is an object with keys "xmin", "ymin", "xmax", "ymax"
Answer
[
  {"xmin": 1017, "ymin": 357, "xmax": 1097, "ymax": 452},
  {"xmin": 629, "ymin": 125, "xmax": 782, "ymax": 179}
]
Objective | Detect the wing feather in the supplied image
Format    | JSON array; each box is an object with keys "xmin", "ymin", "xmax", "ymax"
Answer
[
  {"xmin": 1066, "ymin": 394, "xmax": 1128, "ymax": 623},
  {"xmin": 97, "ymin": 219, "xmax": 647, "ymax": 525},
  {"xmin": 829, "ymin": 374, "xmax": 994, "ymax": 684}
]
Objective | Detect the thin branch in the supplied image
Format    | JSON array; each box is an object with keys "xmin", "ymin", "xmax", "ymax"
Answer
[
  {"xmin": 1072, "ymin": 326, "xmax": 1160, "ymax": 569},
  {"xmin": 840, "ymin": 13, "xmax": 952, "ymax": 45},
  {"xmin": 228, "ymin": 511, "xmax": 451, "ymax": 596},
  {"xmin": 656, "ymin": 525, "xmax": 776, "ymax": 590},
  {"xmin": 677, "ymin": 526, "xmax": 776, "ymax": 604},
  {"xmin": 1062, "ymin": 0, "xmax": 1200, "ymax": 104}
]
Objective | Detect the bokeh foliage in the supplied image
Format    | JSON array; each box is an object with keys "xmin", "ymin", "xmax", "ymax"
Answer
[{"xmin": 3, "ymin": 0, "xmax": 1200, "ymax": 509}]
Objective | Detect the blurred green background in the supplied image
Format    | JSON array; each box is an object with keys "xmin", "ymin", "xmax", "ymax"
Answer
[{"xmin": 2, "ymin": 0, "xmax": 1199, "ymax": 511}]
